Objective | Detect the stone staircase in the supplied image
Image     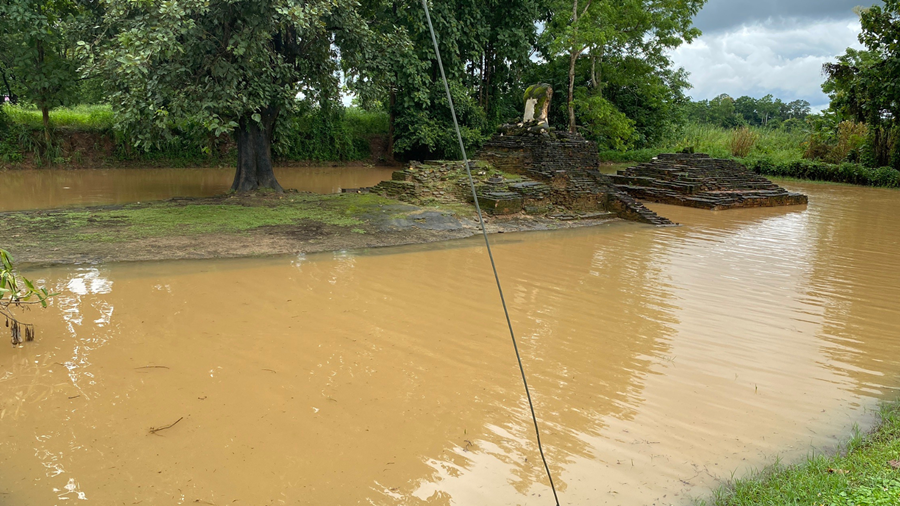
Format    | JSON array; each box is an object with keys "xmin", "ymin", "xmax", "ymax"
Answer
[{"xmin": 608, "ymin": 154, "xmax": 808, "ymax": 210}]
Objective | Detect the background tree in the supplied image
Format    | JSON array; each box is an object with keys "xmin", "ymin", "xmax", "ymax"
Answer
[
  {"xmin": 0, "ymin": 0, "xmax": 87, "ymax": 147},
  {"xmin": 350, "ymin": 0, "xmax": 547, "ymax": 160},
  {"xmin": 823, "ymin": 1, "xmax": 900, "ymax": 167},
  {"xmin": 543, "ymin": 0, "xmax": 705, "ymax": 134},
  {"xmin": 102, "ymin": 0, "xmax": 381, "ymax": 191}
]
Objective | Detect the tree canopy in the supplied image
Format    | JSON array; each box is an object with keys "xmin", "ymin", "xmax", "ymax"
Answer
[
  {"xmin": 101, "ymin": 0, "xmax": 382, "ymax": 190},
  {"xmin": 823, "ymin": 0, "xmax": 900, "ymax": 168},
  {"xmin": 0, "ymin": 0, "xmax": 721, "ymax": 172}
]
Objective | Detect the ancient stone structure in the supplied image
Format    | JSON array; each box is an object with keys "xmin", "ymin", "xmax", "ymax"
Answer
[
  {"xmin": 609, "ymin": 153, "xmax": 808, "ymax": 210},
  {"xmin": 474, "ymin": 84, "xmax": 673, "ymax": 226}
]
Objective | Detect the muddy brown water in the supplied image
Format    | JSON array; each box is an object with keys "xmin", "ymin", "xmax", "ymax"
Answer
[
  {"xmin": 2, "ymin": 181, "xmax": 900, "ymax": 505},
  {"xmin": 0, "ymin": 166, "xmax": 396, "ymax": 212}
]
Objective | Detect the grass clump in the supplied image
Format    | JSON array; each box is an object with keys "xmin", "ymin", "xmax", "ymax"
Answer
[
  {"xmin": 728, "ymin": 126, "xmax": 759, "ymax": 157},
  {"xmin": 702, "ymin": 402, "xmax": 900, "ymax": 506}
]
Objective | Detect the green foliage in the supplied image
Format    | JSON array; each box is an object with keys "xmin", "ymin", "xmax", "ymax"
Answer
[
  {"xmin": 274, "ymin": 102, "xmax": 375, "ymax": 162},
  {"xmin": 749, "ymin": 159, "xmax": 900, "ymax": 188},
  {"xmin": 574, "ymin": 89, "xmax": 637, "ymax": 150},
  {"xmin": 101, "ymin": 0, "xmax": 379, "ymax": 150},
  {"xmin": 542, "ymin": 0, "xmax": 705, "ymax": 133},
  {"xmin": 0, "ymin": 0, "xmax": 85, "ymax": 111},
  {"xmin": 728, "ymin": 126, "xmax": 759, "ymax": 157},
  {"xmin": 393, "ymin": 81, "xmax": 489, "ymax": 160},
  {"xmin": 1, "ymin": 248, "xmax": 56, "ymax": 345},
  {"xmin": 685, "ymin": 94, "xmax": 811, "ymax": 129},
  {"xmin": 704, "ymin": 402, "xmax": 900, "ymax": 506},
  {"xmin": 598, "ymin": 148, "xmax": 666, "ymax": 163},
  {"xmin": 822, "ymin": 2, "xmax": 900, "ymax": 167}
]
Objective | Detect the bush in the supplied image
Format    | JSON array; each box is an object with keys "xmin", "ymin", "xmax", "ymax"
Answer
[
  {"xmin": 749, "ymin": 158, "xmax": 900, "ymax": 188},
  {"xmin": 804, "ymin": 120, "xmax": 868, "ymax": 164},
  {"xmin": 274, "ymin": 104, "xmax": 380, "ymax": 162}
]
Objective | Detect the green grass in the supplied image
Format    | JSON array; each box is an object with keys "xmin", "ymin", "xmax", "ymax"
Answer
[
  {"xmin": 600, "ymin": 123, "xmax": 807, "ymax": 165},
  {"xmin": 3, "ymin": 104, "xmax": 115, "ymax": 131},
  {"xmin": 701, "ymin": 401, "xmax": 900, "ymax": 506}
]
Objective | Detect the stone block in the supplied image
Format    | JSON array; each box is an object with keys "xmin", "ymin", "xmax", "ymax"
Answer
[{"xmin": 477, "ymin": 192, "xmax": 524, "ymax": 215}]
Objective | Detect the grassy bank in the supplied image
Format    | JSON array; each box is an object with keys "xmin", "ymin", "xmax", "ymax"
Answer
[
  {"xmin": 0, "ymin": 104, "xmax": 389, "ymax": 167},
  {"xmin": 600, "ymin": 123, "xmax": 807, "ymax": 165},
  {"xmin": 702, "ymin": 401, "xmax": 900, "ymax": 505},
  {"xmin": 598, "ymin": 122, "xmax": 900, "ymax": 188}
]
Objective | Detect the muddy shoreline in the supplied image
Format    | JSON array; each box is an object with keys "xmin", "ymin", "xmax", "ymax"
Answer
[{"xmin": 1, "ymin": 191, "xmax": 622, "ymax": 266}]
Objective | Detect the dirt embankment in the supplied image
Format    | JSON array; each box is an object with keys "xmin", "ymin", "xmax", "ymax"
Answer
[{"xmin": 0, "ymin": 191, "xmax": 620, "ymax": 266}]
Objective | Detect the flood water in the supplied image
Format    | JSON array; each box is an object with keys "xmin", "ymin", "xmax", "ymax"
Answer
[
  {"xmin": 0, "ymin": 166, "xmax": 396, "ymax": 212},
  {"xmin": 2, "ymin": 181, "xmax": 900, "ymax": 505}
]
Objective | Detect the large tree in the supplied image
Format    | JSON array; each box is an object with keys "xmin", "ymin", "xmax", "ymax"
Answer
[
  {"xmin": 543, "ymin": 0, "xmax": 705, "ymax": 134},
  {"xmin": 103, "ymin": 0, "xmax": 378, "ymax": 191}
]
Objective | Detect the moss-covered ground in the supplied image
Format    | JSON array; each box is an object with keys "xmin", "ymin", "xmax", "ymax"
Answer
[{"xmin": 1, "ymin": 192, "xmax": 394, "ymax": 244}]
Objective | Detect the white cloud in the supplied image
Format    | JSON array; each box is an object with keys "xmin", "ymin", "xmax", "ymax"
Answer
[{"xmin": 671, "ymin": 18, "xmax": 865, "ymax": 110}]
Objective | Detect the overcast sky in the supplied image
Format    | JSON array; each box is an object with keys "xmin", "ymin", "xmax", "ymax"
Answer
[{"xmin": 671, "ymin": 0, "xmax": 883, "ymax": 110}]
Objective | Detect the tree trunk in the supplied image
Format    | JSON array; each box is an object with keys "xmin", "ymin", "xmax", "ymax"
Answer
[
  {"xmin": 231, "ymin": 106, "xmax": 284, "ymax": 192},
  {"xmin": 387, "ymin": 86, "xmax": 396, "ymax": 162},
  {"xmin": 567, "ymin": 50, "xmax": 578, "ymax": 133},
  {"xmin": 41, "ymin": 104, "xmax": 51, "ymax": 148}
]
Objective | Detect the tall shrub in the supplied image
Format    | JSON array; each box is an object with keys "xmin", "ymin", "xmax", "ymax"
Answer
[{"xmin": 729, "ymin": 126, "xmax": 758, "ymax": 157}]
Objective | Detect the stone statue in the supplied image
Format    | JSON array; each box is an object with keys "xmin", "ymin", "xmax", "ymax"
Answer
[
  {"xmin": 522, "ymin": 84, "xmax": 552, "ymax": 127},
  {"xmin": 498, "ymin": 83, "xmax": 554, "ymax": 137}
]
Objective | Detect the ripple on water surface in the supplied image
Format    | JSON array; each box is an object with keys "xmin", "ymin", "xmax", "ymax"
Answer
[{"xmin": 1, "ymin": 181, "xmax": 899, "ymax": 505}]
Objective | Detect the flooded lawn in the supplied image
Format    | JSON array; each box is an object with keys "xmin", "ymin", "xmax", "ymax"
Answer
[
  {"xmin": 1, "ymin": 181, "xmax": 899, "ymax": 504},
  {"xmin": 0, "ymin": 166, "xmax": 396, "ymax": 212}
]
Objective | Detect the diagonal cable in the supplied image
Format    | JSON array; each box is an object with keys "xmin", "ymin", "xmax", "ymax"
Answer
[{"xmin": 418, "ymin": 2, "xmax": 561, "ymax": 504}]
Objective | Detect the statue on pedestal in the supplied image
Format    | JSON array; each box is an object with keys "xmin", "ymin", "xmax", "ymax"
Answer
[{"xmin": 498, "ymin": 83, "xmax": 554, "ymax": 137}]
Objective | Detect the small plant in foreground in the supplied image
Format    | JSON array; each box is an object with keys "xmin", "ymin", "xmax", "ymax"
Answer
[{"xmin": 0, "ymin": 249, "xmax": 56, "ymax": 345}]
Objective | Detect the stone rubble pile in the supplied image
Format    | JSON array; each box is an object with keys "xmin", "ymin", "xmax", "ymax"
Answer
[{"xmin": 609, "ymin": 153, "xmax": 808, "ymax": 210}]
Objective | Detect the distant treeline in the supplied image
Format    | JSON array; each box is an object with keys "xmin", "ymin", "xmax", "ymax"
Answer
[{"xmin": 684, "ymin": 94, "xmax": 812, "ymax": 130}]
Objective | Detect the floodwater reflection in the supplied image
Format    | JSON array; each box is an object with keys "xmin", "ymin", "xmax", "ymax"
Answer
[
  {"xmin": 1, "ymin": 181, "xmax": 899, "ymax": 505},
  {"xmin": 0, "ymin": 165, "xmax": 395, "ymax": 211}
]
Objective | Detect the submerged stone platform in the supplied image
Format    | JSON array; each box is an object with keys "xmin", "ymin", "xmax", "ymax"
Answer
[{"xmin": 609, "ymin": 153, "xmax": 808, "ymax": 210}]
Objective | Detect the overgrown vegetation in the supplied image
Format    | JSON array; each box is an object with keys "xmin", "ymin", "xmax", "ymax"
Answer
[
  {"xmin": 750, "ymin": 159, "xmax": 900, "ymax": 188},
  {"xmin": 702, "ymin": 401, "xmax": 900, "ymax": 506},
  {"xmin": 600, "ymin": 122, "xmax": 807, "ymax": 165},
  {"xmin": 0, "ymin": 103, "xmax": 387, "ymax": 166}
]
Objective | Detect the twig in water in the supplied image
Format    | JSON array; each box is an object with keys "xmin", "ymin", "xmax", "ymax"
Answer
[
  {"xmin": 68, "ymin": 395, "xmax": 80, "ymax": 399},
  {"xmin": 149, "ymin": 417, "xmax": 183, "ymax": 435},
  {"xmin": 135, "ymin": 366, "xmax": 170, "ymax": 370}
]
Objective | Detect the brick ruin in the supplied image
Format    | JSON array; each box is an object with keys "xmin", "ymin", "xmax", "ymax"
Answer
[
  {"xmin": 608, "ymin": 153, "xmax": 808, "ymax": 210},
  {"xmin": 373, "ymin": 85, "xmax": 806, "ymax": 228},
  {"xmin": 475, "ymin": 131, "xmax": 674, "ymax": 225}
]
